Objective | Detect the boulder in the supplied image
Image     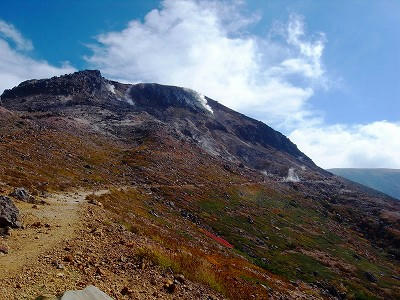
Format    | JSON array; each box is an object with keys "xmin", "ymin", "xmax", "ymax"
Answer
[
  {"xmin": 163, "ymin": 279, "xmax": 176, "ymax": 293},
  {"xmin": 0, "ymin": 196, "xmax": 20, "ymax": 229},
  {"xmin": 10, "ymin": 187, "xmax": 36, "ymax": 203},
  {"xmin": 175, "ymin": 274, "xmax": 185, "ymax": 284},
  {"xmin": 61, "ymin": 285, "xmax": 113, "ymax": 300},
  {"xmin": 365, "ymin": 271, "xmax": 378, "ymax": 283}
]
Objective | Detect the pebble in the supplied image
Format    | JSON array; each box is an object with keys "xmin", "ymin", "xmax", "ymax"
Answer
[{"xmin": 0, "ymin": 243, "xmax": 9, "ymax": 254}]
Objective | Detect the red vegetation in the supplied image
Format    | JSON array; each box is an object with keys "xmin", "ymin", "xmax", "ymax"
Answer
[{"xmin": 200, "ymin": 228, "xmax": 234, "ymax": 249}]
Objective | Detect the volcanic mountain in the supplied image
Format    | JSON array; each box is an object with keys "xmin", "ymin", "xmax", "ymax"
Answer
[{"xmin": 0, "ymin": 70, "xmax": 399, "ymax": 299}]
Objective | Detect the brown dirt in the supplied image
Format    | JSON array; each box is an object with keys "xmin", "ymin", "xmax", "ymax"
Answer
[{"xmin": 0, "ymin": 190, "xmax": 96, "ymax": 278}]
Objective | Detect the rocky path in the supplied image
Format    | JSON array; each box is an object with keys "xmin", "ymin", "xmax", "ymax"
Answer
[
  {"xmin": 0, "ymin": 190, "xmax": 108, "ymax": 280},
  {"xmin": 0, "ymin": 189, "xmax": 223, "ymax": 300}
]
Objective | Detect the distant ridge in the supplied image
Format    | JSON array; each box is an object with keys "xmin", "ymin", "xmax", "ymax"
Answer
[{"xmin": 329, "ymin": 168, "xmax": 400, "ymax": 200}]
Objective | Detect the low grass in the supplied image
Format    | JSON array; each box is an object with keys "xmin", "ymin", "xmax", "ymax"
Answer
[
  {"xmin": 134, "ymin": 245, "xmax": 225, "ymax": 293},
  {"xmin": 91, "ymin": 188, "xmax": 287, "ymax": 299}
]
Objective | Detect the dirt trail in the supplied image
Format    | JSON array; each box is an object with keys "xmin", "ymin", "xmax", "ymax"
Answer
[
  {"xmin": 0, "ymin": 189, "xmax": 107, "ymax": 279},
  {"xmin": 0, "ymin": 187, "xmax": 224, "ymax": 300}
]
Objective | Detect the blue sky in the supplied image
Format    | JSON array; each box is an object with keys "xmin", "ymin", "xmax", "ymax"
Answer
[{"xmin": 0, "ymin": 0, "xmax": 399, "ymax": 168}]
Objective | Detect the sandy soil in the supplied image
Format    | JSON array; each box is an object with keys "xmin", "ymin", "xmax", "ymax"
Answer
[{"xmin": 0, "ymin": 191, "xmax": 92, "ymax": 278}]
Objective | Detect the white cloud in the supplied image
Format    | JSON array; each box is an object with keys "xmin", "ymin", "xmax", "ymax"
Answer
[
  {"xmin": 86, "ymin": 0, "xmax": 326, "ymax": 128},
  {"xmin": 268, "ymin": 14, "xmax": 325, "ymax": 81},
  {"xmin": 0, "ymin": 20, "xmax": 75, "ymax": 95},
  {"xmin": 289, "ymin": 121, "xmax": 400, "ymax": 168},
  {"xmin": 0, "ymin": 20, "xmax": 33, "ymax": 51}
]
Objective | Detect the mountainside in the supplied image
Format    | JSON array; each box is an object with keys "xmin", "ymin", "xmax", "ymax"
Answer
[
  {"xmin": 0, "ymin": 70, "xmax": 319, "ymax": 179},
  {"xmin": 0, "ymin": 70, "xmax": 399, "ymax": 299},
  {"xmin": 329, "ymin": 168, "xmax": 400, "ymax": 200}
]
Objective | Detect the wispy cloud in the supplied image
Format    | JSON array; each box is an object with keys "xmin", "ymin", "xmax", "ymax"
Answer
[
  {"xmin": 0, "ymin": 20, "xmax": 33, "ymax": 51},
  {"xmin": 0, "ymin": 19, "xmax": 75, "ymax": 95},
  {"xmin": 268, "ymin": 14, "xmax": 326, "ymax": 82}
]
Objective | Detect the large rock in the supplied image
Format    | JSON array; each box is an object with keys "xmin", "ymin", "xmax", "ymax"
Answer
[
  {"xmin": 9, "ymin": 187, "xmax": 35, "ymax": 203},
  {"xmin": 61, "ymin": 286, "xmax": 113, "ymax": 300},
  {"xmin": 0, "ymin": 196, "xmax": 20, "ymax": 228},
  {"xmin": 365, "ymin": 271, "xmax": 378, "ymax": 283}
]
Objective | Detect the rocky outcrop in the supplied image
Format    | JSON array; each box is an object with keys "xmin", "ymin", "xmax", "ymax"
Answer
[
  {"xmin": 10, "ymin": 188, "xmax": 35, "ymax": 203},
  {"xmin": 129, "ymin": 83, "xmax": 213, "ymax": 113},
  {"xmin": 0, "ymin": 70, "xmax": 129, "ymax": 111},
  {"xmin": 0, "ymin": 196, "xmax": 20, "ymax": 229},
  {"xmin": 1, "ymin": 70, "xmax": 104, "ymax": 100}
]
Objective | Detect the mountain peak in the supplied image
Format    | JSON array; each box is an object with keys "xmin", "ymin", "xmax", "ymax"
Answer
[
  {"xmin": 0, "ymin": 70, "xmax": 131, "ymax": 111},
  {"xmin": 74, "ymin": 69, "xmax": 102, "ymax": 77},
  {"xmin": 0, "ymin": 70, "xmax": 316, "ymax": 173},
  {"xmin": 0, "ymin": 70, "xmax": 105, "ymax": 101}
]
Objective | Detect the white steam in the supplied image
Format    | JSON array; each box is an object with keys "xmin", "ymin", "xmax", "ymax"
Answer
[{"xmin": 284, "ymin": 168, "xmax": 300, "ymax": 182}]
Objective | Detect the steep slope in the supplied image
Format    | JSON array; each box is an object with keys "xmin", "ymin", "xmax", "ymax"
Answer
[
  {"xmin": 0, "ymin": 70, "xmax": 399, "ymax": 299},
  {"xmin": 329, "ymin": 168, "xmax": 400, "ymax": 200}
]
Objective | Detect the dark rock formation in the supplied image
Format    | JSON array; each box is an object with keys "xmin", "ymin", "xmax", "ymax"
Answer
[
  {"xmin": 1, "ymin": 70, "xmax": 104, "ymax": 100},
  {"xmin": 0, "ymin": 70, "xmax": 129, "ymax": 112},
  {"xmin": 365, "ymin": 271, "xmax": 378, "ymax": 283},
  {"xmin": 0, "ymin": 196, "xmax": 20, "ymax": 229},
  {"xmin": 129, "ymin": 83, "xmax": 213, "ymax": 113},
  {"xmin": 10, "ymin": 187, "xmax": 35, "ymax": 203}
]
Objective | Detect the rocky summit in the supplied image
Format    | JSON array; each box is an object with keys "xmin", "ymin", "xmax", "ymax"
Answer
[{"xmin": 0, "ymin": 70, "xmax": 399, "ymax": 299}]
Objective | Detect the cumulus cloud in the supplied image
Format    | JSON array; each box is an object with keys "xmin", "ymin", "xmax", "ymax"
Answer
[
  {"xmin": 289, "ymin": 121, "xmax": 400, "ymax": 169},
  {"xmin": 0, "ymin": 19, "xmax": 75, "ymax": 95},
  {"xmin": 86, "ymin": 0, "xmax": 326, "ymax": 128}
]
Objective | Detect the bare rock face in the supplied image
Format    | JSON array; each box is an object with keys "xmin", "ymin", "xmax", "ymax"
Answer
[
  {"xmin": 0, "ymin": 70, "xmax": 129, "ymax": 111},
  {"xmin": 128, "ymin": 83, "xmax": 213, "ymax": 113},
  {"xmin": 1, "ymin": 70, "xmax": 104, "ymax": 100},
  {"xmin": 0, "ymin": 196, "xmax": 20, "ymax": 229}
]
